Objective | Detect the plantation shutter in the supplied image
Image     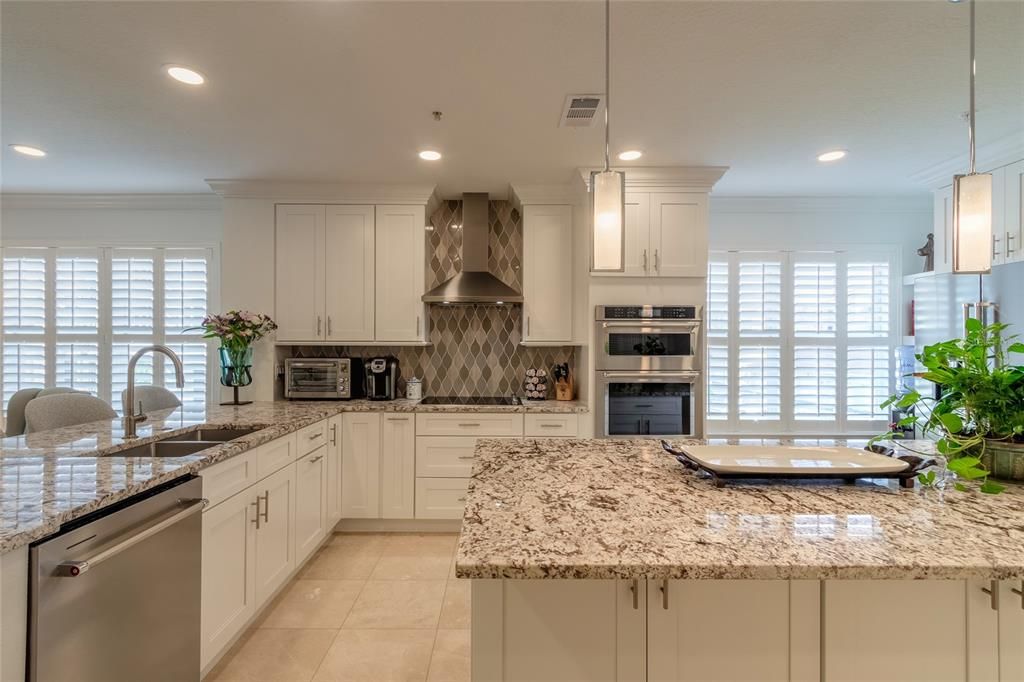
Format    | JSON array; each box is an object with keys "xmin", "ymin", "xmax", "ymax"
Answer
[
  {"xmin": 738, "ymin": 261, "xmax": 781, "ymax": 336},
  {"xmin": 55, "ymin": 254, "xmax": 101, "ymax": 396},
  {"xmin": 737, "ymin": 346, "xmax": 781, "ymax": 421},
  {"xmin": 164, "ymin": 255, "xmax": 208, "ymax": 334},
  {"xmin": 793, "ymin": 346, "xmax": 837, "ymax": 420},
  {"xmin": 847, "ymin": 346, "xmax": 890, "ymax": 419},
  {"xmin": 847, "ymin": 262, "xmax": 890, "ymax": 337},
  {"xmin": 706, "ymin": 345, "xmax": 729, "ymax": 420},
  {"xmin": 793, "ymin": 262, "xmax": 837, "ymax": 337},
  {"xmin": 2, "ymin": 253, "xmax": 49, "ymax": 408}
]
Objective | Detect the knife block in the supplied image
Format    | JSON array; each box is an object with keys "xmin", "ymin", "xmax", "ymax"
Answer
[{"xmin": 554, "ymin": 375, "xmax": 574, "ymax": 401}]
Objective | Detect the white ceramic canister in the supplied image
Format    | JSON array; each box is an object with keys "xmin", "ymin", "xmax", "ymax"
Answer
[{"xmin": 406, "ymin": 377, "xmax": 423, "ymax": 400}]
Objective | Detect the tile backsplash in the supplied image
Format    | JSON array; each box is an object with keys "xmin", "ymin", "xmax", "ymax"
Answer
[{"xmin": 286, "ymin": 199, "xmax": 576, "ymax": 398}]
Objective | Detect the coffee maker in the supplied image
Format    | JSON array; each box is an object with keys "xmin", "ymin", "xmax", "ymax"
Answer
[{"xmin": 365, "ymin": 356, "xmax": 400, "ymax": 400}]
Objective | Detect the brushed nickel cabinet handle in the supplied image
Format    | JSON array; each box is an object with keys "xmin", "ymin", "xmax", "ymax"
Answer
[
  {"xmin": 539, "ymin": 423, "xmax": 561, "ymax": 428},
  {"xmin": 982, "ymin": 580, "xmax": 1000, "ymax": 611},
  {"xmin": 654, "ymin": 249, "xmax": 660, "ymax": 273},
  {"xmin": 386, "ymin": 417, "xmax": 409, "ymax": 421},
  {"xmin": 1008, "ymin": 233, "xmax": 1017, "ymax": 255},
  {"xmin": 660, "ymin": 579, "xmax": 669, "ymax": 610},
  {"xmin": 630, "ymin": 579, "xmax": 639, "ymax": 610},
  {"xmin": 1011, "ymin": 581, "xmax": 1024, "ymax": 610},
  {"xmin": 251, "ymin": 496, "xmax": 261, "ymax": 529},
  {"xmin": 309, "ymin": 454, "xmax": 324, "ymax": 464},
  {"xmin": 317, "ymin": 316, "xmax": 322, "ymax": 337},
  {"xmin": 327, "ymin": 316, "xmax": 332, "ymax": 336},
  {"xmin": 457, "ymin": 455, "xmax": 475, "ymax": 460},
  {"xmin": 330, "ymin": 423, "xmax": 337, "ymax": 446},
  {"xmin": 993, "ymin": 234, "xmax": 1001, "ymax": 258},
  {"xmin": 457, "ymin": 497, "xmax": 466, "ymax": 503},
  {"xmin": 262, "ymin": 490, "xmax": 270, "ymax": 523},
  {"xmin": 458, "ymin": 422, "xmax": 481, "ymax": 427},
  {"xmin": 642, "ymin": 250, "xmax": 648, "ymax": 272},
  {"xmin": 309, "ymin": 431, "xmax": 323, "ymax": 439}
]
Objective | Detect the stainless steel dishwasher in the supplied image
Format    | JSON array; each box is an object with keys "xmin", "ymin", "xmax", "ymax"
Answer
[{"xmin": 29, "ymin": 476, "xmax": 206, "ymax": 682}]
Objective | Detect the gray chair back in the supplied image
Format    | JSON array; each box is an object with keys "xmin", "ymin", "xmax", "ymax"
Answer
[
  {"xmin": 121, "ymin": 385, "xmax": 182, "ymax": 414},
  {"xmin": 24, "ymin": 394, "xmax": 117, "ymax": 434},
  {"xmin": 5, "ymin": 387, "xmax": 85, "ymax": 437}
]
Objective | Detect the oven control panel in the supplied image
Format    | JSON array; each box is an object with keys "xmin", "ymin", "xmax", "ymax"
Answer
[{"xmin": 598, "ymin": 305, "xmax": 699, "ymax": 320}]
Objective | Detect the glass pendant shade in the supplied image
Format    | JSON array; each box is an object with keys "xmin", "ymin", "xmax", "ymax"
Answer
[
  {"xmin": 953, "ymin": 172, "xmax": 993, "ymax": 274},
  {"xmin": 591, "ymin": 169, "xmax": 625, "ymax": 272}
]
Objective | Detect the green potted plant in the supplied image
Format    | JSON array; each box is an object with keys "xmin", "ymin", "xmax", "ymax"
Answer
[{"xmin": 875, "ymin": 319, "xmax": 1024, "ymax": 493}]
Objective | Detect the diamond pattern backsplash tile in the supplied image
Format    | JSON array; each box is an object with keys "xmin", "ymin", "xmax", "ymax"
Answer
[{"xmin": 292, "ymin": 199, "xmax": 574, "ymax": 398}]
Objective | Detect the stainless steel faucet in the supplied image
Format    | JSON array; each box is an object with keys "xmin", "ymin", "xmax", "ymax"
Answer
[{"xmin": 123, "ymin": 344, "xmax": 185, "ymax": 438}]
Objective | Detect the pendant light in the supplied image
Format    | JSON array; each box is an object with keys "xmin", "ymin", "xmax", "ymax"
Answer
[
  {"xmin": 952, "ymin": 0, "xmax": 992, "ymax": 275},
  {"xmin": 591, "ymin": 0, "xmax": 625, "ymax": 272}
]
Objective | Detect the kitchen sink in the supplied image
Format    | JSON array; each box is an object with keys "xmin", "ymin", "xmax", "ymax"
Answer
[
  {"xmin": 105, "ymin": 440, "xmax": 224, "ymax": 458},
  {"xmin": 163, "ymin": 427, "xmax": 261, "ymax": 442}
]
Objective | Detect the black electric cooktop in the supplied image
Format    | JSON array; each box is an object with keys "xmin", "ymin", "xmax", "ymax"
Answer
[{"xmin": 418, "ymin": 396, "xmax": 521, "ymax": 406}]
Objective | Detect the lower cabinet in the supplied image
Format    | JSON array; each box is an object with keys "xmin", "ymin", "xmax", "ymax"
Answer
[
  {"xmin": 381, "ymin": 414, "xmax": 416, "ymax": 518},
  {"xmin": 294, "ymin": 445, "xmax": 328, "ymax": 563},
  {"xmin": 474, "ymin": 577, "xmax": 1024, "ymax": 682},
  {"xmin": 341, "ymin": 413, "xmax": 381, "ymax": 518},
  {"xmin": 415, "ymin": 477, "xmax": 470, "ymax": 519},
  {"xmin": 252, "ymin": 463, "xmax": 296, "ymax": 604}
]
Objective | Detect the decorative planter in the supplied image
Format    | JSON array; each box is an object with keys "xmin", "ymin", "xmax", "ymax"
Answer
[{"xmin": 981, "ymin": 440, "xmax": 1024, "ymax": 482}]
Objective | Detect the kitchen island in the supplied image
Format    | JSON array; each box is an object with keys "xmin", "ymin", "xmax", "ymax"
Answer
[{"xmin": 456, "ymin": 438, "xmax": 1024, "ymax": 682}]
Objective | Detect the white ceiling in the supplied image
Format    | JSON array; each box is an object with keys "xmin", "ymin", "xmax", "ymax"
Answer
[{"xmin": 1, "ymin": 0, "xmax": 1022, "ymax": 198}]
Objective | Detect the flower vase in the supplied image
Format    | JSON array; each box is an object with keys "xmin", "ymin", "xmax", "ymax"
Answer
[{"xmin": 219, "ymin": 346, "xmax": 254, "ymax": 406}]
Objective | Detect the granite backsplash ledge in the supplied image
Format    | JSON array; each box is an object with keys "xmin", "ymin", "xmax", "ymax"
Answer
[{"xmin": 291, "ymin": 305, "xmax": 575, "ymax": 397}]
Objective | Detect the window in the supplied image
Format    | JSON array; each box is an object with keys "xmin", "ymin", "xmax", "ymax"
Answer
[
  {"xmin": 2, "ymin": 246, "xmax": 215, "ymax": 419},
  {"xmin": 707, "ymin": 250, "xmax": 896, "ymax": 435}
]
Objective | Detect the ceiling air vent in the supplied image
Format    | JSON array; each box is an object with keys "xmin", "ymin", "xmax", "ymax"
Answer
[{"xmin": 559, "ymin": 94, "xmax": 603, "ymax": 128}]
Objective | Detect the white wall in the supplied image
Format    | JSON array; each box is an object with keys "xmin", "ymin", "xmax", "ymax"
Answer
[{"xmin": 708, "ymin": 196, "xmax": 932, "ymax": 276}]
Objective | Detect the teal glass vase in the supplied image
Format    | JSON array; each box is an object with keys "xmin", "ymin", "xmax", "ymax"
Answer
[{"xmin": 219, "ymin": 346, "xmax": 253, "ymax": 388}]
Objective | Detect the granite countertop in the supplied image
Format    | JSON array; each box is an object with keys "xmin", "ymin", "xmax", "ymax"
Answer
[
  {"xmin": 455, "ymin": 438, "xmax": 1024, "ymax": 581},
  {"xmin": 0, "ymin": 398, "xmax": 588, "ymax": 553}
]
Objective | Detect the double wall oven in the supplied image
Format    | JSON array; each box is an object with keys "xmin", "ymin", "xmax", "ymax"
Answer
[{"xmin": 595, "ymin": 305, "xmax": 703, "ymax": 438}]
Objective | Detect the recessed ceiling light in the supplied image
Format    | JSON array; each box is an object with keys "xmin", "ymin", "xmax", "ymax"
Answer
[
  {"xmin": 164, "ymin": 65, "xmax": 206, "ymax": 85},
  {"xmin": 817, "ymin": 150, "xmax": 847, "ymax": 162},
  {"xmin": 419, "ymin": 150, "xmax": 442, "ymax": 161},
  {"xmin": 9, "ymin": 144, "xmax": 46, "ymax": 157},
  {"xmin": 618, "ymin": 150, "xmax": 643, "ymax": 161}
]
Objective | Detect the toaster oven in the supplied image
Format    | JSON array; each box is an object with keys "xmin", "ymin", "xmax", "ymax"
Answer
[{"xmin": 284, "ymin": 358, "xmax": 364, "ymax": 399}]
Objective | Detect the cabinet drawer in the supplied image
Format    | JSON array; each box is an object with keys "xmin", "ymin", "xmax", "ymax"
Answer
[
  {"xmin": 201, "ymin": 450, "xmax": 257, "ymax": 508},
  {"xmin": 525, "ymin": 413, "xmax": 579, "ymax": 437},
  {"xmin": 609, "ymin": 396, "xmax": 681, "ymax": 415},
  {"xmin": 415, "ymin": 412, "xmax": 524, "ymax": 437},
  {"xmin": 296, "ymin": 420, "xmax": 328, "ymax": 456},
  {"xmin": 255, "ymin": 435, "xmax": 297, "ymax": 480},
  {"xmin": 415, "ymin": 478, "xmax": 471, "ymax": 519},
  {"xmin": 416, "ymin": 437, "xmax": 477, "ymax": 477}
]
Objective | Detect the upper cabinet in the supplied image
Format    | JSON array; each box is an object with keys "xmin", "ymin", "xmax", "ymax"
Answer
[
  {"xmin": 595, "ymin": 191, "xmax": 709, "ymax": 278},
  {"xmin": 274, "ymin": 203, "xmax": 426, "ymax": 343},
  {"xmin": 522, "ymin": 204, "xmax": 573, "ymax": 343},
  {"xmin": 375, "ymin": 205, "xmax": 426, "ymax": 343}
]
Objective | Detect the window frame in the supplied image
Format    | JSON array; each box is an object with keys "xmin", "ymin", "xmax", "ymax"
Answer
[
  {"xmin": 2, "ymin": 241, "xmax": 220, "ymax": 417},
  {"xmin": 707, "ymin": 248, "xmax": 900, "ymax": 436}
]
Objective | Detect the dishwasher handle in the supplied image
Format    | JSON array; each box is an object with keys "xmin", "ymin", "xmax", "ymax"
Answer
[{"xmin": 56, "ymin": 497, "xmax": 208, "ymax": 577}]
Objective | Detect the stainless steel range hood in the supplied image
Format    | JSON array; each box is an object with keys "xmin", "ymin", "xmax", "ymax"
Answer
[{"xmin": 422, "ymin": 193, "xmax": 524, "ymax": 304}]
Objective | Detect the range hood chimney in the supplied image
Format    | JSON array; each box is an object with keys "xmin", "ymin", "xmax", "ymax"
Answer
[{"xmin": 422, "ymin": 193, "xmax": 524, "ymax": 304}]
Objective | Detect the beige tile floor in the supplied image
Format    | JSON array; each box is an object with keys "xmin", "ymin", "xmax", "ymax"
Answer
[{"xmin": 207, "ymin": 533, "xmax": 469, "ymax": 682}]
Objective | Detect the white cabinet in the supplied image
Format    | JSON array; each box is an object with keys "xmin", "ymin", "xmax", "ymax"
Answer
[
  {"xmin": 472, "ymin": 579, "xmax": 645, "ymax": 682},
  {"xmin": 200, "ymin": 487, "xmax": 256, "ymax": 670},
  {"xmin": 274, "ymin": 204, "xmax": 325, "ymax": 341},
  {"xmin": 594, "ymin": 192, "xmax": 707, "ymax": 278},
  {"xmin": 524, "ymin": 413, "xmax": 579, "ymax": 437},
  {"xmin": 998, "ymin": 160, "xmax": 1024, "ymax": 265},
  {"xmin": 374, "ymin": 204, "xmax": 426, "ymax": 342},
  {"xmin": 649, "ymin": 193, "xmax": 707, "ymax": 277},
  {"xmin": 522, "ymin": 204, "xmax": 573, "ymax": 343},
  {"xmin": 933, "ymin": 184, "xmax": 955, "ymax": 274},
  {"xmin": 294, "ymin": 446, "xmax": 328, "ymax": 563},
  {"xmin": 275, "ymin": 203, "xmax": 425, "ymax": 343},
  {"xmin": 380, "ymin": 414, "xmax": 416, "ymax": 518},
  {"xmin": 341, "ymin": 413, "xmax": 381, "ymax": 518},
  {"xmin": 252, "ymin": 464, "xmax": 295, "ymax": 603},
  {"xmin": 325, "ymin": 205, "xmax": 375, "ymax": 341},
  {"xmin": 647, "ymin": 580, "xmax": 814, "ymax": 682},
  {"xmin": 414, "ymin": 478, "xmax": 470, "ymax": 519},
  {"xmin": 326, "ymin": 415, "xmax": 343, "ymax": 526},
  {"xmin": 999, "ymin": 580, "xmax": 1024, "ymax": 681}
]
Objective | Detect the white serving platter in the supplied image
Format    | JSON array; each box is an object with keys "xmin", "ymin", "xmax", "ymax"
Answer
[{"xmin": 679, "ymin": 445, "xmax": 910, "ymax": 476}]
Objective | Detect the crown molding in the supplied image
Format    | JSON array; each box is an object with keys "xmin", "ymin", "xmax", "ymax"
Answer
[
  {"xmin": 577, "ymin": 166, "xmax": 729, "ymax": 192},
  {"xmin": 710, "ymin": 195, "xmax": 932, "ymax": 214},
  {"xmin": 0, "ymin": 193, "xmax": 221, "ymax": 210},
  {"xmin": 206, "ymin": 179, "xmax": 438, "ymax": 204},
  {"xmin": 508, "ymin": 183, "xmax": 577, "ymax": 210},
  {"xmin": 909, "ymin": 134, "xmax": 1024, "ymax": 190}
]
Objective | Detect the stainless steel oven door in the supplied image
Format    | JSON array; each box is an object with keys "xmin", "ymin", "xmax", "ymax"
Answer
[
  {"xmin": 285, "ymin": 360, "xmax": 345, "ymax": 399},
  {"xmin": 596, "ymin": 370, "xmax": 703, "ymax": 438},
  {"xmin": 597, "ymin": 321, "xmax": 701, "ymax": 371}
]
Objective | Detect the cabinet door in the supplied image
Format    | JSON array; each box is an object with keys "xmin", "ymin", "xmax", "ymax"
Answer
[
  {"xmin": 522, "ymin": 204, "xmax": 573, "ymax": 343},
  {"xmin": 1004, "ymin": 160, "xmax": 1024, "ymax": 264},
  {"xmin": 341, "ymin": 413, "xmax": 381, "ymax": 518},
  {"xmin": 275, "ymin": 205, "xmax": 326, "ymax": 341},
  {"xmin": 934, "ymin": 185, "xmax": 954, "ymax": 274},
  {"xmin": 324, "ymin": 205, "xmax": 375, "ymax": 341},
  {"xmin": 594, "ymin": 192, "xmax": 650, "ymax": 277},
  {"xmin": 253, "ymin": 464, "xmax": 295, "ymax": 603},
  {"xmin": 992, "ymin": 166, "xmax": 1007, "ymax": 266},
  {"xmin": 375, "ymin": 205, "xmax": 426, "ymax": 342},
  {"xmin": 200, "ymin": 491, "xmax": 256, "ymax": 670},
  {"xmin": 823, "ymin": 580, "xmax": 968, "ymax": 681},
  {"xmin": 999, "ymin": 580, "xmax": 1024, "ymax": 682},
  {"xmin": 294, "ymin": 446, "xmax": 328, "ymax": 563},
  {"xmin": 380, "ymin": 414, "xmax": 416, "ymax": 519},
  {"xmin": 647, "ymin": 580, "xmax": 800, "ymax": 682},
  {"xmin": 649, "ymin": 193, "xmax": 707, "ymax": 277},
  {"xmin": 326, "ymin": 415, "xmax": 343, "ymax": 526}
]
